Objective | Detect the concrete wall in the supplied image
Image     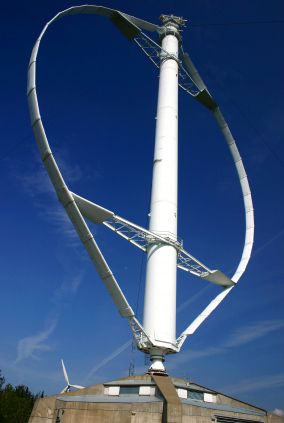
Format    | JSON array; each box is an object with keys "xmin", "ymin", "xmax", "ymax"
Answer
[
  {"xmin": 268, "ymin": 414, "xmax": 284, "ymax": 423},
  {"xmin": 54, "ymin": 401, "xmax": 163, "ymax": 423},
  {"xmin": 28, "ymin": 375, "xmax": 284, "ymax": 423},
  {"xmin": 28, "ymin": 395, "xmax": 57, "ymax": 422}
]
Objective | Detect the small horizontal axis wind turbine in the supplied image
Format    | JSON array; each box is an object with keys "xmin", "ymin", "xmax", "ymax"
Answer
[
  {"xmin": 60, "ymin": 359, "xmax": 84, "ymax": 393},
  {"xmin": 28, "ymin": 6, "xmax": 254, "ymax": 374}
]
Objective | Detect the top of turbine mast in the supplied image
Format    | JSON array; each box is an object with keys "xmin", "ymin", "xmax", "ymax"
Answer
[
  {"xmin": 158, "ymin": 15, "xmax": 186, "ymax": 45},
  {"xmin": 160, "ymin": 14, "xmax": 186, "ymax": 27},
  {"xmin": 27, "ymin": 5, "xmax": 254, "ymax": 377}
]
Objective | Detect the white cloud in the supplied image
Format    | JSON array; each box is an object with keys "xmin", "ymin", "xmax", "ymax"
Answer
[
  {"xmin": 20, "ymin": 167, "xmax": 54, "ymax": 196},
  {"xmin": 16, "ymin": 319, "xmax": 57, "ymax": 362},
  {"xmin": 39, "ymin": 203, "xmax": 78, "ymax": 241},
  {"xmin": 56, "ymin": 154, "xmax": 83, "ymax": 184},
  {"xmin": 15, "ymin": 273, "xmax": 84, "ymax": 364},
  {"xmin": 19, "ymin": 151, "xmax": 83, "ymax": 196},
  {"xmin": 52, "ymin": 272, "xmax": 84, "ymax": 305},
  {"xmin": 16, "ymin": 153, "xmax": 84, "ymax": 242},
  {"xmin": 272, "ymin": 409, "xmax": 284, "ymax": 417}
]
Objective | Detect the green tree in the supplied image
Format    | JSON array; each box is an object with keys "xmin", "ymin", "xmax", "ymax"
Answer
[
  {"xmin": 0, "ymin": 370, "xmax": 43, "ymax": 423},
  {"xmin": 0, "ymin": 371, "xmax": 5, "ymax": 391}
]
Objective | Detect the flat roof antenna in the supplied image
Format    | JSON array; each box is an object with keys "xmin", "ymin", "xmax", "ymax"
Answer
[{"xmin": 27, "ymin": 6, "xmax": 254, "ymax": 375}]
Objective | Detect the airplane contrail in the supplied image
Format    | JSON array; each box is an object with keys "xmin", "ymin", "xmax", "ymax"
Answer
[{"xmin": 85, "ymin": 339, "xmax": 132, "ymax": 382}]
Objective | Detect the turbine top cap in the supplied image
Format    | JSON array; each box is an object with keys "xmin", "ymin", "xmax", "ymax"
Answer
[{"xmin": 160, "ymin": 14, "xmax": 187, "ymax": 29}]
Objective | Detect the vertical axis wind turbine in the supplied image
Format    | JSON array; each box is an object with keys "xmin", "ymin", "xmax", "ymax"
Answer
[{"xmin": 27, "ymin": 6, "xmax": 254, "ymax": 374}]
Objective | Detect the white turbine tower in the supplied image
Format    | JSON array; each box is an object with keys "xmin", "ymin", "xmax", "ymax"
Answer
[
  {"xmin": 28, "ymin": 6, "xmax": 254, "ymax": 374},
  {"xmin": 60, "ymin": 359, "xmax": 84, "ymax": 393}
]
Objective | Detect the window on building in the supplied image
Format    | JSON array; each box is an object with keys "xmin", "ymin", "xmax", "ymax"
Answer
[
  {"xmin": 119, "ymin": 386, "xmax": 140, "ymax": 395},
  {"xmin": 188, "ymin": 390, "xmax": 204, "ymax": 401},
  {"xmin": 216, "ymin": 415, "xmax": 264, "ymax": 423}
]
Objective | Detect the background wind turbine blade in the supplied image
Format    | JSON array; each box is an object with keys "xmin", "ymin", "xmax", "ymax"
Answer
[
  {"xmin": 60, "ymin": 386, "xmax": 68, "ymax": 394},
  {"xmin": 70, "ymin": 384, "xmax": 85, "ymax": 390},
  {"xmin": 61, "ymin": 359, "xmax": 69, "ymax": 385}
]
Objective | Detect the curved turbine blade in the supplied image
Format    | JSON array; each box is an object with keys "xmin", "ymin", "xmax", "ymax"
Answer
[
  {"xmin": 121, "ymin": 12, "xmax": 160, "ymax": 33},
  {"xmin": 111, "ymin": 12, "xmax": 141, "ymax": 40},
  {"xmin": 61, "ymin": 359, "xmax": 69, "ymax": 385},
  {"xmin": 181, "ymin": 52, "xmax": 217, "ymax": 109},
  {"xmin": 27, "ymin": 5, "xmax": 155, "ymax": 347},
  {"xmin": 112, "ymin": 11, "xmax": 160, "ymax": 40},
  {"xmin": 181, "ymin": 51, "xmax": 254, "ymax": 285},
  {"xmin": 181, "ymin": 52, "xmax": 206, "ymax": 91}
]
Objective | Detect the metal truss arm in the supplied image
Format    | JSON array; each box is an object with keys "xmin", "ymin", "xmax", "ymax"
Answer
[
  {"xmin": 105, "ymin": 217, "xmax": 234, "ymax": 287},
  {"xmin": 133, "ymin": 31, "xmax": 200, "ymax": 96},
  {"xmin": 72, "ymin": 193, "xmax": 234, "ymax": 288}
]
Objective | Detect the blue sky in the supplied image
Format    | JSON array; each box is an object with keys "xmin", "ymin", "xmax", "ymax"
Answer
[{"xmin": 1, "ymin": 0, "xmax": 284, "ymax": 414}]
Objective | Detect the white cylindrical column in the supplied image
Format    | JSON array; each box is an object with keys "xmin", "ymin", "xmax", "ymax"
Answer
[{"xmin": 143, "ymin": 25, "xmax": 179, "ymax": 363}]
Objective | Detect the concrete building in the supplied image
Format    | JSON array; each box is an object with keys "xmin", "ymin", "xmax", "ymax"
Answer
[{"xmin": 28, "ymin": 374, "xmax": 284, "ymax": 423}]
